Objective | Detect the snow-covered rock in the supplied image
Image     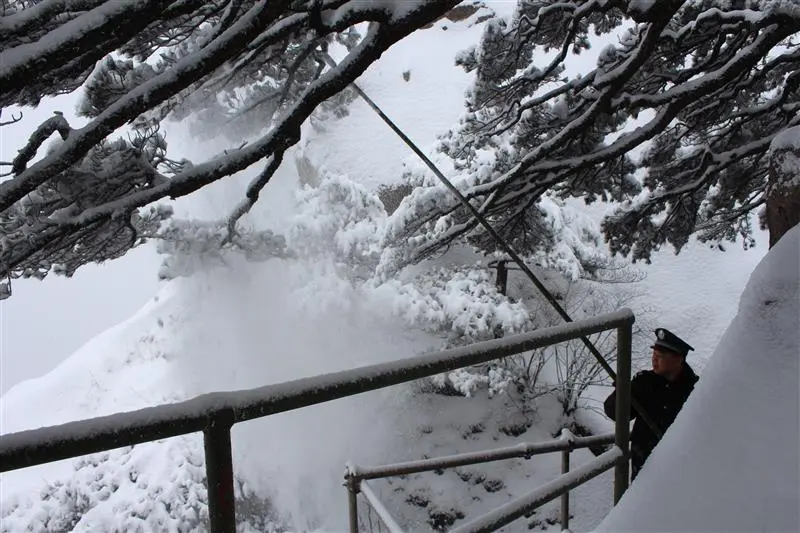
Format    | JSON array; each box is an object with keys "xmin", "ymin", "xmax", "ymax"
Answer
[{"xmin": 595, "ymin": 224, "xmax": 800, "ymax": 533}]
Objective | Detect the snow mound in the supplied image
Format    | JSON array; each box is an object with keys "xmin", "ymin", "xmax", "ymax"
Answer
[
  {"xmin": 770, "ymin": 125, "xmax": 800, "ymax": 152},
  {"xmin": 595, "ymin": 225, "xmax": 800, "ymax": 533}
]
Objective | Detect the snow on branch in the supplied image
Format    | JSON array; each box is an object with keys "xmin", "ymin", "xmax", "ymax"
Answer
[
  {"xmin": 10, "ymin": 111, "xmax": 72, "ymax": 174},
  {"xmin": 387, "ymin": 0, "xmax": 800, "ymax": 267},
  {"xmin": 154, "ymin": 218, "xmax": 292, "ymax": 281},
  {"xmin": 0, "ymin": 0, "xmax": 460, "ymax": 293}
]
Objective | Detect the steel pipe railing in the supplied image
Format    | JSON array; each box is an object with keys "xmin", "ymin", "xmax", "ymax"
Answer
[
  {"xmin": 348, "ymin": 432, "xmax": 616, "ymax": 481},
  {"xmin": 0, "ymin": 308, "xmax": 635, "ymax": 533},
  {"xmin": 449, "ymin": 447, "xmax": 623, "ymax": 533},
  {"xmin": 344, "ymin": 430, "xmax": 617, "ymax": 533}
]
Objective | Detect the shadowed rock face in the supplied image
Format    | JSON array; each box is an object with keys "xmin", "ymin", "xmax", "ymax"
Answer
[{"xmin": 768, "ymin": 141, "xmax": 800, "ymax": 248}]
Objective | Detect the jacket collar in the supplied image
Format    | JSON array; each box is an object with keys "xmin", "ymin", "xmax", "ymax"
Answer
[{"xmin": 675, "ymin": 362, "xmax": 699, "ymax": 388}]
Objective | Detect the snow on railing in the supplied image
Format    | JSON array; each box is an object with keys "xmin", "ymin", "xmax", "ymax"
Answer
[
  {"xmin": 344, "ymin": 430, "xmax": 617, "ymax": 533},
  {"xmin": 347, "ymin": 431, "xmax": 616, "ymax": 481},
  {"xmin": 0, "ymin": 308, "xmax": 634, "ymax": 533},
  {"xmin": 450, "ymin": 447, "xmax": 623, "ymax": 533}
]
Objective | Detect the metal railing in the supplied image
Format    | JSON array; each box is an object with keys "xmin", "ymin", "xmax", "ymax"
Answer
[
  {"xmin": 345, "ymin": 429, "xmax": 617, "ymax": 533},
  {"xmin": 0, "ymin": 309, "xmax": 634, "ymax": 533}
]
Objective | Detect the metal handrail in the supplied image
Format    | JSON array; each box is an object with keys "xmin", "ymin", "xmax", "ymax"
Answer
[
  {"xmin": 451, "ymin": 447, "xmax": 623, "ymax": 533},
  {"xmin": 345, "ymin": 430, "xmax": 617, "ymax": 533},
  {"xmin": 348, "ymin": 432, "xmax": 616, "ymax": 481},
  {"xmin": 344, "ymin": 314, "xmax": 633, "ymax": 533},
  {"xmin": 0, "ymin": 308, "xmax": 634, "ymax": 533}
]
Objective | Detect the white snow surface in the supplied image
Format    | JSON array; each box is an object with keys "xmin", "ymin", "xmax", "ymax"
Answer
[
  {"xmin": 771, "ymin": 124, "xmax": 800, "ymax": 151},
  {"xmin": 595, "ymin": 225, "xmax": 800, "ymax": 533}
]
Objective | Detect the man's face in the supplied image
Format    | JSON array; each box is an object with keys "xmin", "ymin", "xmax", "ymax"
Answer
[{"xmin": 652, "ymin": 347, "xmax": 683, "ymax": 378}]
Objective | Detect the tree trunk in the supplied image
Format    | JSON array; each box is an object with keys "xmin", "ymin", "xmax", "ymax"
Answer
[{"xmin": 767, "ymin": 127, "xmax": 800, "ymax": 248}]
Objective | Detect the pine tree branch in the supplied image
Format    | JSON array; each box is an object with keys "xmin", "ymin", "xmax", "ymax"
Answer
[
  {"xmin": 0, "ymin": 0, "xmax": 106, "ymax": 44},
  {"xmin": 224, "ymin": 150, "xmax": 286, "ymax": 243},
  {"xmin": 11, "ymin": 2, "xmax": 459, "ymax": 235},
  {"xmin": 0, "ymin": 110, "xmax": 22, "ymax": 126},
  {"xmin": 0, "ymin": 0, "xmax": 293, "ymax": 211},
  {"xmin": 0, "ymin": 0, "xmax": 183, "ymax": 104},
  {"xmin": 11, "ymin": 112, "xmax": 72, "ymax": 174}
]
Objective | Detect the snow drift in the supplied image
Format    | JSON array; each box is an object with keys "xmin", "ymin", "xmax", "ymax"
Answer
[{"xmin": 595, "ymin": 225, "xmax": 800, "ymax": 533}]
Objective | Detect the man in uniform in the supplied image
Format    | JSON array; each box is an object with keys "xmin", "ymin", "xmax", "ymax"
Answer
[{"xmin": 604, "ymin": 328, "xmax": 700, "ymax": 480}]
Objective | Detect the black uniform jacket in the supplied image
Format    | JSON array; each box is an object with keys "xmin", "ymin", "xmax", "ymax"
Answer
[{"xmin": 604, "ymin": 363, "xmax": 699, "ymax": 470}]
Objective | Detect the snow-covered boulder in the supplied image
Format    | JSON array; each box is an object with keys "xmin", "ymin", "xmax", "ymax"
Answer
[{"xmin": 595, "ymin": 224, "xmax": 800, "ymax": 532}]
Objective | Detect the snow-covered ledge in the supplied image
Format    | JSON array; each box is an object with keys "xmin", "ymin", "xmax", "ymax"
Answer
[{"xmin": 594, "ymin": 225, "xmax": 800, "ymax": 532}]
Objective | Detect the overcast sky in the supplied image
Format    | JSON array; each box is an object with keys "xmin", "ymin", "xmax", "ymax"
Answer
[{"xmin": 0, "ymin": 97, "xmax": 164, "ymax": 396}]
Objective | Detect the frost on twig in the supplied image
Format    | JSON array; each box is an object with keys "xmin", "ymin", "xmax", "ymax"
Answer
[{"xmin": 224, "ymin": 150, "xmax": 287, "ymax": 244}]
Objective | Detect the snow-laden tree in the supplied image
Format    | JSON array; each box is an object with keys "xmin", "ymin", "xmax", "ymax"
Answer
[
  {"xmin": 382, "ymin": 0, "xmax": 800, "ymax": 270},
  {"xmin": 0, "ymin": 0, "xmax": 463, "ymax": 298}
]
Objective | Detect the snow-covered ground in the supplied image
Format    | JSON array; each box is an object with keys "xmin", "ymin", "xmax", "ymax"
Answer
[{"xmin": 0, "ymin": 3, "xmax": 787, "ymax": 533}]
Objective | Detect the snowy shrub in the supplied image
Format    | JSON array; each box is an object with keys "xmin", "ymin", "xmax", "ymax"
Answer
[
  {"xmin": 0, "ymin": 438, "xmax": 287, "ymax": 533},
  {"xmin": 501, "ymin": 263, "xmax": 654, "ymax": 419},
  {"xmin": 378, "ymin": 176, "xmax": 614, "ymax": 284},
  {"xmin": 155, "ymin": 219, "xmax": 292, "ymax": 280},
  {"xmin": 373, "ymin": 266, "xmax": 533, "ymax": 345},
  {"xmin": 234, "ymin": 481, "xmax": 288, "ymax": 533},
  {"xmin": 290, "ymin": 174, "xmax": 388, "ymax": 274},
  {"xmin": 371, "ymin": 265, "xmax": 534, "ymax": 398},
  {"xmin": 425, "ymin": 365, "xmax": 517, "ymax": 399}
]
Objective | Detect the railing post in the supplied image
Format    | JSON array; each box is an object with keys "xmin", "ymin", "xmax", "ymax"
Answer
[
  {"xmin": 560, "ymin": 448, "xmax": 570, "ymax": 531},
  {"xmin": 558, "ymin": 428, "xmax": 573, "ymax": 531},
  {"xmin": 614, "ymin": 321, "xmax": 633, "ymax": 503},
  {"xmin": 204, "ymin": 411, "xmax": 236, "ymax": 533},
  {"xmin": 345, "ymin": 464, "xmax": 360, "ymax": 533}
]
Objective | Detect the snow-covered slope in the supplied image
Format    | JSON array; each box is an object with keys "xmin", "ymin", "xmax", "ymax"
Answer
[
  {"xmin": 595, "ymin": 226, "xmax": 800, "ymax": 533},
  {"xmin": 0, "ymin": 283, "xmax": 207, "ymax": 532},
  {"xmin": 1, "ymin": 283, "xmax": 184, "ymax": 435}
]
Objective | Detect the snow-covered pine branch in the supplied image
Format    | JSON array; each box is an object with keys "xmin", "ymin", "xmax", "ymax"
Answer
[
  {"xmin": 385, "ymin": 0, "xmax": 800, "ymax": 268},
  {"xmin": 0, "ymin": 0, "xmax": 462, "ymax": 296},
  {"xmin": 153, "ymin": 218, "xmax": 292, "ymax": 281}
]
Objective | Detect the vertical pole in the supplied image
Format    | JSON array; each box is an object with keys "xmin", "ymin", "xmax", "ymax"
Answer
[
  {"xmin": 205, "ymin": 414, "xmax": 236, "ymax": 533},
  {"xmin": 614, "ymin": 321, "xmax": 633, "ymax": 503},
  {"xmin": 560, "ymin": 448, "xmax": 570, "ymax": 531},
  {"xmin": 346, "ymin": 470, "xmax": 360, "ymax": 533},
  {"xmin": 496, "ymin": 260, "xmax": 508, "ymax": 296}
]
